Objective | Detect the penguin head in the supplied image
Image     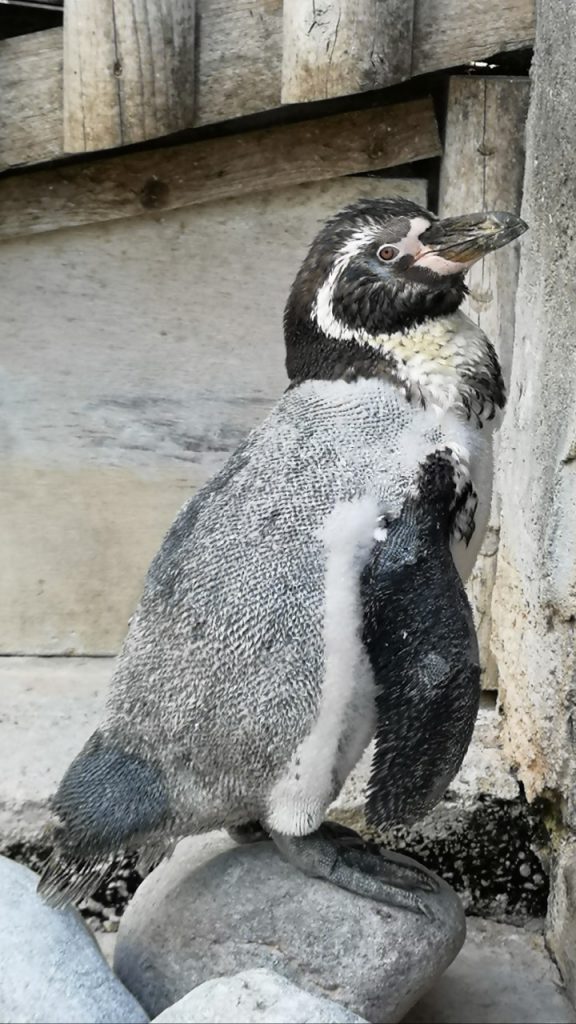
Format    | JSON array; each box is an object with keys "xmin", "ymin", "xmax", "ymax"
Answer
[{"xmin": 284, "ymin": 197, "xmax": 527, "ymax": 381}]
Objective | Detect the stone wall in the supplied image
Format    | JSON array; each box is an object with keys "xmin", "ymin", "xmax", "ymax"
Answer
[{"xmin": 488, "ymin": 0, "xmax": 576, "ymax": 999}]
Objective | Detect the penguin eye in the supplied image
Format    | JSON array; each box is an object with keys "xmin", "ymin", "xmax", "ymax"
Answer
[{"xmin": 377, "ymin": 245, "xmax": 400, "ymax": 263}]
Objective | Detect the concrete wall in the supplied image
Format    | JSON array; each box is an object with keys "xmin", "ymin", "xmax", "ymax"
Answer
[
  {"xmin": 0, "ymin": 176, "xmax": 425, "ymax": 655},
  {"xmin": 486, "ymin": 0, "xmax": 576, "ymax": 999}
]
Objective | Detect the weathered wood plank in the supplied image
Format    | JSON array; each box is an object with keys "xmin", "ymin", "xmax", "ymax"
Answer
[
  {"xmin": 0, "ymin": 99, "xmax": 440, "ymax": 240},
  {"xmin": 64, "ymin": 0, "xmax": 197, "ymax": 151},
  {"xmin": 440, "ymin": 77, "xmax": 529, "ymax": 394},
  {"xmin": 412, "ymin": 0, "xmax": 535, "ymax": 75},
  {"xmin": 0, "ymin": 28, "xmax": 63, "ymax": 172},
  {"xmin": 0, "ymin": 1, "xmax": 282, "ymax": 169},
  {"xmin": 195, "ymin": 0, "xmax": 282, "ymax": 125},
  {"xmin": 282, "ymin": 0, "xmax": 415, "ymax": 103},
  {"xmin": 440, "ymin": 75, "xmax": 530, "ymax": 690}
]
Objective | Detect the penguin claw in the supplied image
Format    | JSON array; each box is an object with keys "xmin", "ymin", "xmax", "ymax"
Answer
[{"xmin": 322, "ymin": 822, "xmax": 439, "ymax": 894}]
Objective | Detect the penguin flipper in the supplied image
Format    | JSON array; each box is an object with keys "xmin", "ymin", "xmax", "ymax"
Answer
[{"xmin": 361, "ymin": 448, "xmax": 481, "ymax": 831}]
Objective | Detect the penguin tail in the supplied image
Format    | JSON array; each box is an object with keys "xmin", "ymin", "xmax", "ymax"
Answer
[
  {"xmin": 37, "ymin": 729, "xmax": 170, "ymax": 907},
  {"xmin": 38, "ymin": 850, "xmax": 117, "ymax": 909}
]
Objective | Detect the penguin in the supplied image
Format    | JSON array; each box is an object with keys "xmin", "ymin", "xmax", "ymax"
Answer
[{"xmin": 38, "ymin": 197, "xmax": 527, "ymax": 914}]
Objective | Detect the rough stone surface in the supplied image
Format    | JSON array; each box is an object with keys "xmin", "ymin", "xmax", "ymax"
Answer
[
  {"xmin": 405, "ymin": 916, "xmax": 575, "ymax": 1024},
  {"xmin": 0, "ymin": 855, "xmax": 148, "ymax": 1024},
  {"xmin": 151, "ymin": 968, "xmax": 367, "ymax": 1023},
  {"xmin": 490, "ymin": 0, "xmax": 576, "ymax": 825},
  {"xmin": 547, "ymin": 840, "xmax": 576, "ymax": 1006},
  {"xmin": 98, "ymin": 917, "xmax": 576, "ymax": 1024},
  {"xmin": 485, "ymin": 0, "xmax": 576, "ymax": 1000},
  {"xmin": 114, "ymin": 832, "xmax": 466, "ymax": 1023}
]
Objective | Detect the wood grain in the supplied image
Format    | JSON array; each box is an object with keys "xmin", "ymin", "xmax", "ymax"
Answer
[
  {"xmin": 0, "ymin": 99, "xmax": 440, "ymax": 239},
  {"xmin": 0, "ymin": 29, "xmax": 63, "ymax": 172},
  {"xmin": 0, "ymin": 0, "xmax": 534, "ymax": 171},
  {"xmin": 63, "ymin": 0, "xmax": 197, "ymax": 151},
  {"xmin": 412, "ymin": 0, "xmax": 535, "ymax": 75},
  {"xmin": 282, "ymin": 0, "xmax": 415, "ymax": 103},
  {"xmin": 440, "ymin": 75, "xmax": 530, "ymax": 690},
  {"xmin": 0, "ymin": 1, "xmax": 282, "ymax": 169}
]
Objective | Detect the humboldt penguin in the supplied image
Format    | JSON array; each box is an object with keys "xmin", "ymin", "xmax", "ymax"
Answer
[{"xmin": 39, "ymin": 198, "xmax": 527, "ymax": 914}]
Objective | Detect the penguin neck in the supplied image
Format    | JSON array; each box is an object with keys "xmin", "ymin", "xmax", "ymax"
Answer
[{"xmin": 285, "ymin": 310, "xmax": 506, "ymax": 423}]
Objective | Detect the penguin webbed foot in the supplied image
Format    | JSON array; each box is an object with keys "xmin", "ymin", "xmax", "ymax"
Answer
[{"xmin": 271, "ymin": 822, "xmax": 438, "ymax": 920}]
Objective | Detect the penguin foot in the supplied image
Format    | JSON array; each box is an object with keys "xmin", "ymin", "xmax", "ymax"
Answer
[
  {"xmin": 227, "ymin": 820, "xmax": 269, "ymax": 845},
  {"xmin": 271, "ymin": 824, "xmax": 438, "ymax": 919}
]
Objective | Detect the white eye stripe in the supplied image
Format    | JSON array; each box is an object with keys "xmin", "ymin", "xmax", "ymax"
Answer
[{"xmin": 311, "ymin": 214, "xmax": 434, "ymax": 339}]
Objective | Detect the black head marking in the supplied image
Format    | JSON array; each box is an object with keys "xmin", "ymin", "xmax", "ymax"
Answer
[{"xmin": 284, "ymin": 197, "xmax": 467, "ymax": 383}]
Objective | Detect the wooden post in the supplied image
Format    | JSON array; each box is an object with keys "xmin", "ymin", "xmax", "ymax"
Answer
[
  {"xmin": 412, "ymin": 0, "xmax": 535, "ymax": 76},
  {"xmin": 63, "ymin": 0, "xmax": 196, "ymax": 153},
  {"xmin": 0, "ymin": 99, "xmax": 440, "ymax": 240},
  {"xmin": 282, "ymin": 0, "xmax": 415, "ymax": 104},
  {"xmin": 440, "ymin": 76, "xmax": 530, "ymax": 689},
  {"xmin": 0, "ymin": 30, "xmax": 63, "ymax": 172}
]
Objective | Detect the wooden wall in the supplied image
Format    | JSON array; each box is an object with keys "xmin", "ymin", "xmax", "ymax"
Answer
[{"xmin": 0, "ymin": 0, "xmax": 535, "ymax": 171}]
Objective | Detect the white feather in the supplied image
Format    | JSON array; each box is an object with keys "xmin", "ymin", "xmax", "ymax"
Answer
[{"xmin": 266, "ymin": 497, "xmax": 379, "ymax": 835}]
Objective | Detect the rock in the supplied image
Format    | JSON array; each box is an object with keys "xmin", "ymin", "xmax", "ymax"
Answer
[
  {"xmin": 0, "ymin": 855, "xmax": 148, "ymax": 1024},
  {"xmin": 115, "ymin": 832, "xmax": 465, "ymax": 1023},
  {"xmin": 547, "ymin": 840, "xmax": 576, "ymax": 1008},
  {"xmin": 490, "ymin": 0, "xmax": 576, "ymax": 826},
  {"xmin": 151, "ymin": 968, "xmax": 367, "ymax": 1023},
  {"xmin": 486, "ymin": 0, "xmax": 576, "ymax": 1000}
]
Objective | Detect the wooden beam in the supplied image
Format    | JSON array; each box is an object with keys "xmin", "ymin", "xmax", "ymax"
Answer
[
  {"xmin": 412, "ymin": 0, "xmax": 535, "ymax": 76},
  {"xmin": 281, "ymin": 0, "xmax": 415, "ymax": 104},
  {"xmin": 0, "ymin": 0, "xmax": 534, "ymax": 172},
  {"xmin": 0, "ymin": 99, "xmax": 440, "ymax": 240},
  {"xmin": 63, "ymin": 0, "xmax": 197, "ymax": 151},
  {"xmin": 440, "ymin": 75, "xmax": 530, "ymax": 690},
  {"xmin": 0, "ymin": 29, "xmax": 63, "ymax": 172}
]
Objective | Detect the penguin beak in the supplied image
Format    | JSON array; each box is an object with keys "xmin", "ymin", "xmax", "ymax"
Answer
[{"xmin": 418, "ymin": 211, "xmax": 528, "ymax": 266}]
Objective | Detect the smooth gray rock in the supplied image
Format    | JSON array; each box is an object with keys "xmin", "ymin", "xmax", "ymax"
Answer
[
  {"xmin": 151, "ymin": 968, "xmax": 367, "ymax": 1023},
  {"xmin": 0, "ymin": 855, "xmax": 148, "ymax": 1024},
  {"xmin": 115, "ymin": 832, "xmax": 465, "ymax": 1023}
]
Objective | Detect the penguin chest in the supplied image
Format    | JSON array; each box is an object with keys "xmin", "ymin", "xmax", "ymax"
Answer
[{"xmin": 265, "ymin": 495, "xmax": 381, "ymax": 838}]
